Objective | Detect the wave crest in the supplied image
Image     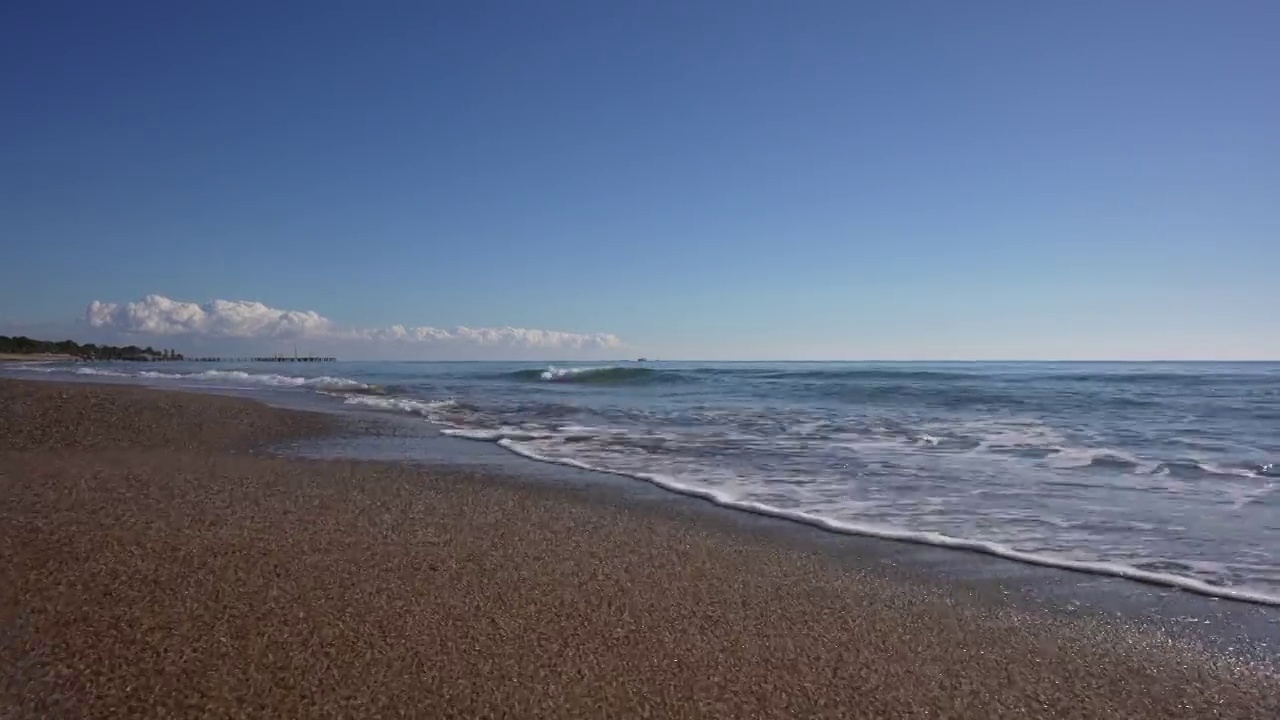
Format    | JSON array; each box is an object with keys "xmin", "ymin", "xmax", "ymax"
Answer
[{"xmin": 507, "ymin": 366, "xmax": 676, "ymax": 385}]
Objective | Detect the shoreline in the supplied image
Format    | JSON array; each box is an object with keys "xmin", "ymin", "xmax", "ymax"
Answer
[
  {"xmin": 298, "ymin": 402, "xmax": 1280, "ymax": 664},
  {"xmin": 11, "ymin": 361, "xmax": 1279, "ymax": 609},
  {"xmin": 10, "ymin": 372, "xmax": 1280, "ymax": 629},
  {"xmin": 2, "ymin": 379, "xmax": 1277, "ymax": 717},
  {"xmin": 455, "ymin": 428, "xmax": 1280, "ymax": 606},
  {"xmin": 0, "ymin": 353, "xmax": 79, "ymax": 362}
]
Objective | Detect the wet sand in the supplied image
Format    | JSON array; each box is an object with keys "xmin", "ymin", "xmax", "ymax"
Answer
[{"xmin": 1, "ymin": 379, "xmax": 1276, "ymax": 718}]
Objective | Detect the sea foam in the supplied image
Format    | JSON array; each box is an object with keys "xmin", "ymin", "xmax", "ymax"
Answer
[
  {"xmin": 136, "ymin": 368, "xmax": 374, "ymax": 392},
  {"xmin": 340, "ymin": 394, "xmax": 456, "ymax": 418},
  {"xmin": 443, "ymin": 427, "xmax": 1280, "ymax": 606}
]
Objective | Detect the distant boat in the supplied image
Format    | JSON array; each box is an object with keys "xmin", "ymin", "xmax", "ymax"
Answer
[{"xmin": 636, "ymin": 357, "xmax": 649, "ymax": 362}]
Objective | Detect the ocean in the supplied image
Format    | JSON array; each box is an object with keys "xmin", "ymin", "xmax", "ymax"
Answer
[{"xmin": 10, "ymin": 359, "xmax": 1280, "ymax": 604}]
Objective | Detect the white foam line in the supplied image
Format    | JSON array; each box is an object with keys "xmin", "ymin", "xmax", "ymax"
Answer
[
  {"xmin": 53, "ymin": 366, "xmax": 372, "ymax": 393},
  {"xmin": 1198, "ymin": 461, "xmax": 1261, "ymax": 479},
  {"xmin": 442, "ymin": 433, "xmax": 1280, "ymax": 607},
  {"xmin": 343, "ymin": 394, "xmax": 456, "ymax": 416},
  {"xmin": 8, "ymin": 364, "xmax": 57, "ymax": 373},
  {"xmin": 73, "ymin": 367, "xmax": 131, "ymax": 377},
  {"xmin": 134, "ymin": 368, "xmax": 373, "ymax": 391}
]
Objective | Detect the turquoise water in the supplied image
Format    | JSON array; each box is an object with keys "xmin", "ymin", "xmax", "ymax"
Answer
[{"xmin": 11, "ymin": 360, "xmax": 1280, "ymax": 603}]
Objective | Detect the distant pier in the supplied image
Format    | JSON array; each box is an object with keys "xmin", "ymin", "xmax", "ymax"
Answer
[{"xmin": 0, "ymin": 335, "xmax": 336, "ymax": 363}]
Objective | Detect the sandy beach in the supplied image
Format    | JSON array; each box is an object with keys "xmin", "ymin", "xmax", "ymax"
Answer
[{"xmin": 1, "ymin": 379, "xmax": 1276, "ymax": 718}]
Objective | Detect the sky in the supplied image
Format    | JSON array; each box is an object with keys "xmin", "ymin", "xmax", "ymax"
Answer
[{"xmin": 1, "ymin": 1, "xmax": 1277, "ymax": 360}]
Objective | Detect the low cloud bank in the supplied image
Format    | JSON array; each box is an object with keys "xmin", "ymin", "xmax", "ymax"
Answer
[{"xmin": 83, "ymin": 294, "xmax": 624, "ymax": 359}]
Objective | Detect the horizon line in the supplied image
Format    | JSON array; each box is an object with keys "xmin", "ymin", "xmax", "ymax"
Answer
[{"xmin": 331, "ymin": 358, "xmax": 1280, "ymax": 364}]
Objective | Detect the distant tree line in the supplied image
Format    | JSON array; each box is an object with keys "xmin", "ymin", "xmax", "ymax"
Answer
[{"xmin": 0, "ymin": 335, "xmax": 184, "ymax": 361}]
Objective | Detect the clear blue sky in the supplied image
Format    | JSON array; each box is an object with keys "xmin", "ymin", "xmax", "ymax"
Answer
[{"xmin": 2, "ymin": 1, "xmax": 1277, "ymax": 359}]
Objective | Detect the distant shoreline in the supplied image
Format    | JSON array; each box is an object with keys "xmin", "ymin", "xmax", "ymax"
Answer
[{"xmin": 0, "ymin": 352, "xmax": 79, "ymax": 362}]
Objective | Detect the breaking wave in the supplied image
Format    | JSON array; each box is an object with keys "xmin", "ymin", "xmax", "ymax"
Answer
[
  {"xmin": 58, "ymin": 367, "xmax": 385, "ymax": 393},
  {"xmin": 136, "ymin": 369, "xmax": 382, "ymax": 393},
  {"xmin": 506, "ymin": 366, "xmax": 678, "ymax": 385},
  {"xmin": 339, "ymin": 393, "xmax": 458, "ymax": 417},
  {"xmin": 74, "ymin": 367, "xmax": 131, "ymax": 377},
  {"xmin": 14, "ymin": 363, "xmax": 381, "ymax": 394},
  {"xmin": 502, "ymin": 366, "xmax": 984, "ymax": 384}
]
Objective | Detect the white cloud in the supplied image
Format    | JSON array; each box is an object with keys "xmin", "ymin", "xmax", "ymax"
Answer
[
  {"xmin": 87, "ymin": 296, "xmax": 333, "ymax": 339},
  {"xmin": 85, "ymin": 294, "xmax": 624, "ymax": 358}
]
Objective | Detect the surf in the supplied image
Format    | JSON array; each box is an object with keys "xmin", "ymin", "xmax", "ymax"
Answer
[
  {"xmin": 66, "ymin": 366, "xmax": 385, "ymax": 394},
  {"xmin": 442, "ymin": 425, "xmax": 1280, "ymax": 607},
  {"xmin": 505, "ymin": 365, "xmax": 680, "ymax": 385}
]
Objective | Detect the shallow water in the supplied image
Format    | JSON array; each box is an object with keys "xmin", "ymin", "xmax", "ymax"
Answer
[{"xmin": 11, "ymin": 359, "xmax": 1280, "ymax": 603}]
